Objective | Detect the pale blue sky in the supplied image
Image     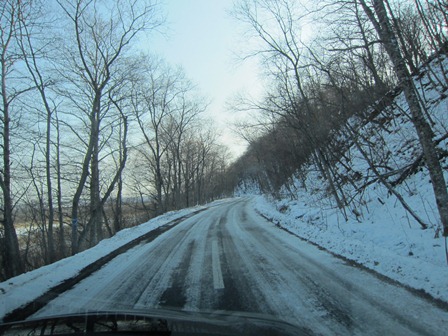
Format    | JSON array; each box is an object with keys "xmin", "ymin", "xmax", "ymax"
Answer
[{"xmin": 145, "ymin": 0, "xmax": 264, "ymax": 157}]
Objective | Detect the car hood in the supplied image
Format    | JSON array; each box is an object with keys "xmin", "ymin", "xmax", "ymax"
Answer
[{"xmin": 0, "ymin": 308, "xmax": 314, "ymax": 335}]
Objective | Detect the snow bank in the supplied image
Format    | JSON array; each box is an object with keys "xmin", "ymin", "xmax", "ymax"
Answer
[
  {"xmin": 251, "ymin": 54, "xmax": 448, "ymax": 303},
  {"xmin": 252, "ymin": 182, "xmax": 448, "ymax": 302}
]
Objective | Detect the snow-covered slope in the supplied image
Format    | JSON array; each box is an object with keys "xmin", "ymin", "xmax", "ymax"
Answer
[{"xmin": 251, "ymin": 54, "xmax": 448, "ymax": 302}]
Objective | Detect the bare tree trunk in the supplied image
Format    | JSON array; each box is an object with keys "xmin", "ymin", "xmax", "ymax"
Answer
[
  {"xmin": 353, "ymin": 0, "xmax": 387, "ymax": 91},
  {"xmin": 55, "ymin": 112, "xmax": 66, "ymax": 257},
  {"xmin": 70, "ymin": 104, "xmax": 96, "ymax": 254},
  {"xmin": 18, "ymin": 14, "xmax": 56, "ymax": 263},
  {"xmin": 360, "ymin": 0, "xmax": 448, "ymax": 236},
  {"xmin": 0, "ymin": 98, "xmax": 23, "ymax": 278},
  {"xmin": 0, "ymin": 1, "xmax": 24, "ymax": 277},
  {"xmin": 113, "ymin": 119, "xmax": 124, "ymax": 233},
  {"xmin": 45, "ymin": 106, "xmax": 55, "ymax": 262},
  {"xmin": 110, "ymin": 97, "xmax": 130, "ymax": 233},
  {"xmin": 89, "ymin": 112, "xmax": 102, "ymax": 246},
  {"xmin": 184, "ymin": 162, "xmax": 191, "ymax": 208},
  {"xmin": 27, "ymin": 143, "xmax": 50, "ymax": 265}
]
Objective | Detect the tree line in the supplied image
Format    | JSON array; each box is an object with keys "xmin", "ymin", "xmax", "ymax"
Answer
[
  {"xmin": 230, "ymin": 0, "xmax": 448, "ymax": 234},
  {"xmin": 0, "ymin": 0, "xmax": 231, "ymax": 280}
]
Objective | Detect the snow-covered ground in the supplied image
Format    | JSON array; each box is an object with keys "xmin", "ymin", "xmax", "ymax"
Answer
[
  {"xmin": 251, "ymin": 54, "xmax": 448, "ymax": 304},
  {"xmin": 253, "ymin": 187, "xmax": 448, "ymax": 303}
]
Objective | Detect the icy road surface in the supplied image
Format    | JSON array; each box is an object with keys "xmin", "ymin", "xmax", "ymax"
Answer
[{"xmin": 33, "ymin": 198, "xmax": 447, "ymax": 335}]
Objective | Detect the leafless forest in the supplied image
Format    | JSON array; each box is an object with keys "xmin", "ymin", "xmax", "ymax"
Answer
[
  {"xmin": 230, "ymin": 0, "xmax": 448, "ymax": 253},
  {"xmin": 1, "ymin": 0, "xmax": 447, "ymax": 280}
]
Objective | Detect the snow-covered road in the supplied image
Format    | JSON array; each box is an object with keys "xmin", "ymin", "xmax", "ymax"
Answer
[{"xmin": 32, "ymin": 198, "xmax": 448, "ymax": 335}]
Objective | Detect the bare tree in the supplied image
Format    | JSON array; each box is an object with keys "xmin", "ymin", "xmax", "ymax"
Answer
[
  {"xmin": 0, "ymin": 0, "xmax": 31, "ymax": 278},
  {"xmin": 132, "ymin": 63, "xmax": 179, "ymax": 214},
  {"xmin": 16, "ymin": 0, "xmax": 60, "ymax": 263},
  {"xmin": 232, "ymin": 0, "xmax": 350, "ymax": 214},
  {"xmin": 56, "ymin": 0, "xmax": 162, "ymax": 254},
  {"xmin": 131, "ymin": 61, "xmax": 203, "ymax": 213},
  {"xmin": 359, "ymin": 0, "xmax": 448, "ymax": 236}
]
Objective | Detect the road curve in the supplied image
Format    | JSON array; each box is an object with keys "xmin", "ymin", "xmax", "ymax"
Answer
[{"xmin": 33, "ymin": 197, "xmax": 448, "ymax": 335}]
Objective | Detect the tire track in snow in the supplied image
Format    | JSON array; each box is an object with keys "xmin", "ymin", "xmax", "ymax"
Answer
[
  {"xmin": 182, "ymin": 207, "xmax": 224, "ymax": 311},
  {"xmin": 134, "ymin": 214, "xmax": 213, "ymax": 309},
  {"xmin": 28, "ymin": 198, "xmax": 448, "ymax": 335},
  {"xmin": 220, "ymin": 202, "xmax": 334, "ymax": 335},
  {"xmin": 228, "ymin": 200, "xmax": 440, "ymax": 335}
]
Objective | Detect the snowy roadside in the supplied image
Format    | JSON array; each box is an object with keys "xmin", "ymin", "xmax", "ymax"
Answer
[
  {"xmin": 0, "ymin": 200, "xmax": 231, "ymax": 322},
  {"xmin": 248, "ymin": 54, "xmax": 448, "ymax": 305},
  {"xmin": 252, "ymin": 188, "xmax": 448, "ymax": 304}
]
